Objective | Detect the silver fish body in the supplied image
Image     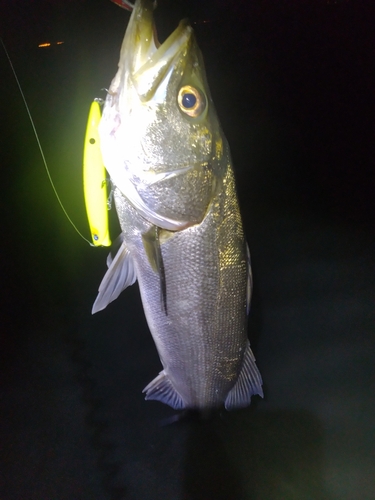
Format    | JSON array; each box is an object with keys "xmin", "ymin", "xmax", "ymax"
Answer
[{"xmin": 94, "ymin": 0, "xmax": 263, "ymax": 410}]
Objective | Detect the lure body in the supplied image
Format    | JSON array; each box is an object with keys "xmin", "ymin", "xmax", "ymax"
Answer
[{"xmin": 83, "ymin": 101, "xmax": 111, "ymax": 247}]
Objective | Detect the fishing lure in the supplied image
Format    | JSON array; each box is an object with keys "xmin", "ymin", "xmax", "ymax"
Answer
[
  {"xmin": 83, "ymin": 100, "xmax": 111, "ymax": 247},
  {"xmin": 110, "ymin": 0, "xmax": 134, "ymax": 11}
]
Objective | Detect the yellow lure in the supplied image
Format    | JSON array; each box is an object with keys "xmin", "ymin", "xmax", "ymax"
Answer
[{"xmin": 83, "ymin": 101, "xmax": 111, "ymax": 247}]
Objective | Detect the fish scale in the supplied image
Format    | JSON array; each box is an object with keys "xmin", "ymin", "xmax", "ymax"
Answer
[
  {"xmin": 93, "ymin": 0, "xmax": 263, "ymax": 411},
  {"xmin": 109, "ymin": 156, "xmax": 259, "ymax": 409}
]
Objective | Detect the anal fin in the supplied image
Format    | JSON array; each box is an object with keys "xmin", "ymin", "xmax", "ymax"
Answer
[
  {"xmin": 225, "ymin": 341, "xmax": 263, "ymax": 410},
  {"xmin": 143, "ymin": 371, "xmax": 185, "ymax": 410}
]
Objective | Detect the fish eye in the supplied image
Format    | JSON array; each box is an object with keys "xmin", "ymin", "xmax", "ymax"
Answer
[{"xmin": 177, "ymin": 85, "xmax": 206, "ymax": 118}]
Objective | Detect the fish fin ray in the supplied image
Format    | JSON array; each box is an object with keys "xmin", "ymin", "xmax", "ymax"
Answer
[
  {"xmin": 143, "ymin": 371, "xmax": 185, "ymax": 410},
  {"xmin": 224, "ymin": 341, "xmax": 263, "ymax": 410},
  {"xmin": 106, "ymin": 233, "xmax": 124, "ymax": 267},
  {"xmin": 92, "ymin": 235, "xmax": 136, "ymax": 314},
  {"xmin": 142, "ymin": 226, "xmax": 167, "ymax": 315}
]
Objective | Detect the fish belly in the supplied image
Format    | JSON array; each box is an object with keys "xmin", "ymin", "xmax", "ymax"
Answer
[{"xmin": 114, "ymin": 164, "xmax": 258, "ymax": 410}]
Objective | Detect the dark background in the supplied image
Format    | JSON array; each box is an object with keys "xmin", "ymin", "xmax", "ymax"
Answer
[{"xmin": 1, "ymin": 0, "xmax": 374, "ymax": 499}]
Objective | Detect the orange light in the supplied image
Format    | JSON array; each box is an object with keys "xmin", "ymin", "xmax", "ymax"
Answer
[
  {"xmin": 38, "ymin": 42, "xmax": 51, "ymax": 48},
  {"xmin": 56, "ymin": 41, "xmax": 64, "ymax": 45}
]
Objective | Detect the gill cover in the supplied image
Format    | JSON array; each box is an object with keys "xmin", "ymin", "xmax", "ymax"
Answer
[{"xmin": 83, "ymin": 101, "xmax": 111, "ymax": 247}]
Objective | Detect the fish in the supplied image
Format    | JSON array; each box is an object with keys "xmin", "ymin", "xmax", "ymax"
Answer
[{"xmin": 93, "ymin": 0, "xmax": 263, "ymax": 411}]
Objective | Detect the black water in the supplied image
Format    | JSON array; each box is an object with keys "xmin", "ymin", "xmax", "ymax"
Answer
[{"xmin": 1, "ymin": 1, "xmax": 374, "ymax": 499}]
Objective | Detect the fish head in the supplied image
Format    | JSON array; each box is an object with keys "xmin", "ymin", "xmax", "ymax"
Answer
[{"xmin": 100, "ymin": 0, "xmax": 226, "ymax": 230}]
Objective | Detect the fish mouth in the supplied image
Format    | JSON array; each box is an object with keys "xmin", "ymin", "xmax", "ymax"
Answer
[{"xmin": 120, "ymin": 0, "xmax": 192, "ymax": 101}]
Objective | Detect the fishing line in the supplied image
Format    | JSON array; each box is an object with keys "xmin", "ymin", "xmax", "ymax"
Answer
[{"xmin": 0, "ymin": 37, "xmax": 93, "ymax": 246}]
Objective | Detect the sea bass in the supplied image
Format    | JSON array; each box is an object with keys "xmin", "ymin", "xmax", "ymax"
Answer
[{"xmin": 93, "ymin": 0, "xmax": 263, "ymax": 410}]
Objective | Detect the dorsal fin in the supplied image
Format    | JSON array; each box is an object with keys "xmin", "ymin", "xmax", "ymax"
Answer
[{"xmin": 225, "ymin": 341, "xmax": 263, "ymax": 410}]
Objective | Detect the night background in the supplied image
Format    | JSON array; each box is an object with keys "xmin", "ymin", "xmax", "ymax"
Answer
[{"xmin": 0, "ymin": 0, "xmax": 374, "ymax": 498}]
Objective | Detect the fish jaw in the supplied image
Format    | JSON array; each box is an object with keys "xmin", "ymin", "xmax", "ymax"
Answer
[{"xmin": 99, "ymin": 0, "xmax": 224, "ymax": 230}]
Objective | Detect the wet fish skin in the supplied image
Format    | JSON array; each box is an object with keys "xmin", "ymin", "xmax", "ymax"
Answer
[{"xmin": 94, "ymin": 0, "xmax": 263, "ymax": 410}]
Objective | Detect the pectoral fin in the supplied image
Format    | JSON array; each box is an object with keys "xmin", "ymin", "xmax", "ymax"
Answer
[
  {"xmin": 142, "ymin": 226, "xmax": 168, "ymax": 315},
  {"xmin": 92, "ymin": 234, "xmax": 136, "ymax": 314},
  {"xmin": 224, "ymin": 341, "xmax": 263, "ymax": 410}
]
